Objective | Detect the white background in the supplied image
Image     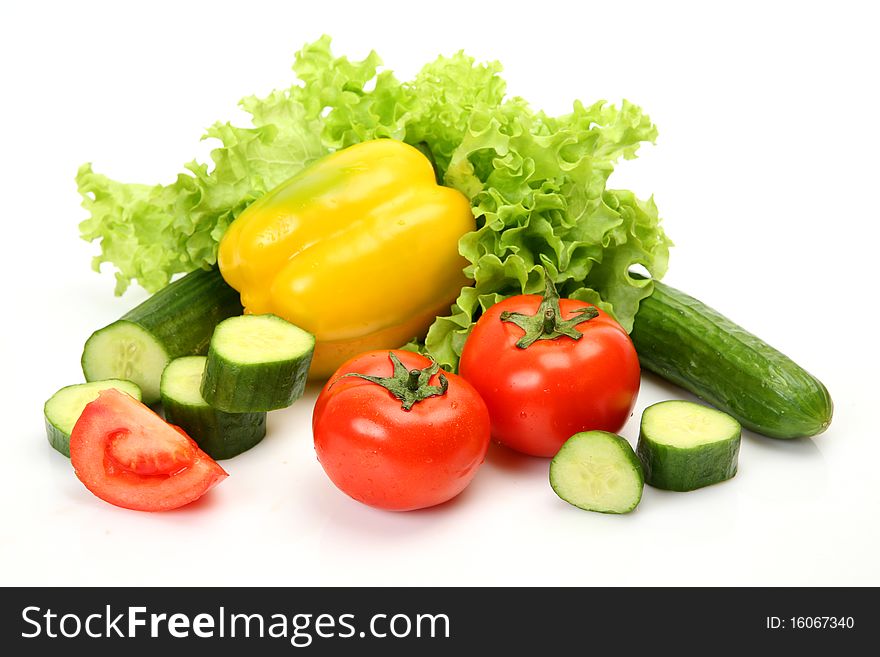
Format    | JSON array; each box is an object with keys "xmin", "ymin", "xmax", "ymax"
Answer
[{"xmin": 1, "ymin": 0, "xmax": 877, "ymax": 586}]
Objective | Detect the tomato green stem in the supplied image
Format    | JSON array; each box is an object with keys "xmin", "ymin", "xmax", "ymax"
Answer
[
  {"xmin": 542, "ymin": 308, "xmax": 557, "ymax": 334},
  {"xmin": 407, "ymin": 369, "xmax": 422, "ymax": 391},
  {"xmin": 500, "ymin": 275, "xmax": 599, "ymax": 349},
  {"xmin": 341, "ymin": 352, "xmax": 449, "ymax": 411}
]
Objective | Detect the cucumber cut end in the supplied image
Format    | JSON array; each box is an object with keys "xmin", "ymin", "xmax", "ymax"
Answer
[
  {"xmin": 161, "ymin": 356, "xmax": 209, "ymax": 407},
  {"xmin": 82, "ymin": 320, "xmax": 169, "ymax": 403},
  {"xmin": 550, "ymin": 431, "xmax": 644, "ymax": 514},
  {"xmin": 642, "ymin": 400, "xmax": 740, "ymax": 448},
  {"xmin": 212, "ymin": 314, "xmax": 315, "ymax": 364}
]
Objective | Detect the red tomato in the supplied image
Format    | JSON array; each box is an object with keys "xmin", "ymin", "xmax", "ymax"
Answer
[
  {"xmin": 313, "ymin": 350, "xmax": 491, "ymax": 511},
  {"xmin": 459, "ymin": 283, "xmax": 640, "ymax": 457},
  {"xmin": 70, "ymin": 389, "xmax": 227, "ymax": 511}
]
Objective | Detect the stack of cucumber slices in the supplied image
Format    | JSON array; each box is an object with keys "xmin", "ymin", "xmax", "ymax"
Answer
[
  {"xmin": 162, "ymin": 315, "xmax": 314, "ymax": 459},
  {"xmin": 45, "ymin": 269, "xmax": 316, "ymax": 462},
  {"xmin": 550, "ymin": 400, "xmax": 742, "ymax": 514}
]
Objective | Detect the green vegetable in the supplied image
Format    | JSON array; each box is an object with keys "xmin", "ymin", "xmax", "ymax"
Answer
[
  {"xmin": 161, "ymin": 357, "xmax": 266, "ymax": 460},
  {"xmin": 630, "ymin": 280, "xmax": 833, "ymax": 439},
  {"xmin": 44, "ymin": 380, "xmax": 142, "ymax": 457},
  {"xmin": 550, "ymin": 431, "xmax": 644, "ymax": 514},
  {"xmin": 637, "ymin": 400, "xmax": 741, "ymax": 491},
  {"xmin": 200, "ymin": 315, "xmax": 315, "ymax": 413},
  {"xmin": 81, "ymin": 268, "xmax": 243, "ymax": 403},
  {"xmin": 77, "ymin": 36, "xmax": 670, "ymax": 372}
]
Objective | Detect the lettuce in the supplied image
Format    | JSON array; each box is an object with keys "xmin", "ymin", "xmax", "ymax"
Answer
[{"xmin": 78, "ymin": 36, "xmax": 671, "ymax": 370}]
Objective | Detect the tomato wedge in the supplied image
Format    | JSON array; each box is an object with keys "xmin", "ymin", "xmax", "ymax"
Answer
[{"xmin": 69, "ymin": 389, "xmax": 227, "ymax": 511}]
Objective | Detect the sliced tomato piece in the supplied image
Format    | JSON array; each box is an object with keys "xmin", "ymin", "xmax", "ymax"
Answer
[{"xmin": 70, "ymin": 389, "xmax": 228, "ymax": 511}]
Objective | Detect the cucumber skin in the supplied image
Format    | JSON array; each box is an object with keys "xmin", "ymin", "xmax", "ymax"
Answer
[
  {"xmin": 201, "ymin": 350, "xmax": 313, "ymax": 413},
  {"xmin": 45, "ymin": 419, "xmax": 72, "ymax": 458},
  {"xmin": 120, "ymin": 268, "xmax": 243, "ymax": 357},
  {"xmin": 637, "ymin": 432, "xmax": 740, "ymax": 492},
  {"xmin": 162, "ymin": 397, "xmax": 266, "ymax": 461},
  {"xmin": 630, "ymin": 281, "xmax": 833, "ymax": 439}
]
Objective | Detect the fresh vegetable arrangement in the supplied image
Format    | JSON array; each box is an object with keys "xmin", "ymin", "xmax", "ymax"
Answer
[
  {"xmin": 77, "ymin": 36, "xmax": 669, "ymax": 369},
  {"xmin": 45, "ymin": 36, "xmax": 832, "ymax": 516}
]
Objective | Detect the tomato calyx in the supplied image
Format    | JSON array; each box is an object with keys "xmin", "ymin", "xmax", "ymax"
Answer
[
  {"xmin": 341, "ymin": 351, "xmax": 449, "ymax": 411},
  {"xmin": 500, "ymin": 275, "xmax": 599, "ymax": 348}
]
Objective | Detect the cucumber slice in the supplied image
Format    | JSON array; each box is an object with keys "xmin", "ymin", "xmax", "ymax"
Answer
[
  {"xmin": 550, "ymin": 431, "xmax": 644, "ymax": 514},
  {"xmin": 160, "ymin": 356, "xmax": 266, "ymax": 460},
  {"xmin": 81, "ymin": 322, "xmax": 168, "ymax": 404},
  {"xmin": 201, "ymin": 314, "xmax": 315, "ymax": 413},
  {"xmin": 82, "ymin": 268, "xmax": 243, "ymax": 404},
  {"xmin": 637, "ymin": 400, "xmax": 741, "ymax": 491},
  {"xmin": 44, "ymin": 379, "xmax": 142, "ymax": 457}
]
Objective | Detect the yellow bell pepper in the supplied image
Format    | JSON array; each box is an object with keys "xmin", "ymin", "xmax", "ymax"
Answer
[{"xmin": 218, "ymin": 139, "xmax": 474, "ymax": 379}]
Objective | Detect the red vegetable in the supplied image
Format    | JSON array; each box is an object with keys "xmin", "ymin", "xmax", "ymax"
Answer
[
  {"xmin": 69, "ymin": 389, "xmax": 227, "ymax": 511},
  {"xmin": 459, "ymin": 276, "xmax": 640, "ymax": 457},
  {"xmin": 313, "ymin": 350, "xmax": 491, "ymax": 511}
]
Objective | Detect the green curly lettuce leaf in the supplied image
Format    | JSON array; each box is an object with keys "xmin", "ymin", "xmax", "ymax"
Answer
[
  {"xmin": 409, "ymin": 63, "xmax": 671, "ymax": 369},
  {"xmin": 78, "ymin": 36, "xmax": 671, "ymax": 371}
]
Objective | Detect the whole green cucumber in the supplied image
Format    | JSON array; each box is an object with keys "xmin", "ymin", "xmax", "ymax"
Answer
[{"xmin": 630, "ymin": 281, "xmax": 832, "ymax": 439}]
